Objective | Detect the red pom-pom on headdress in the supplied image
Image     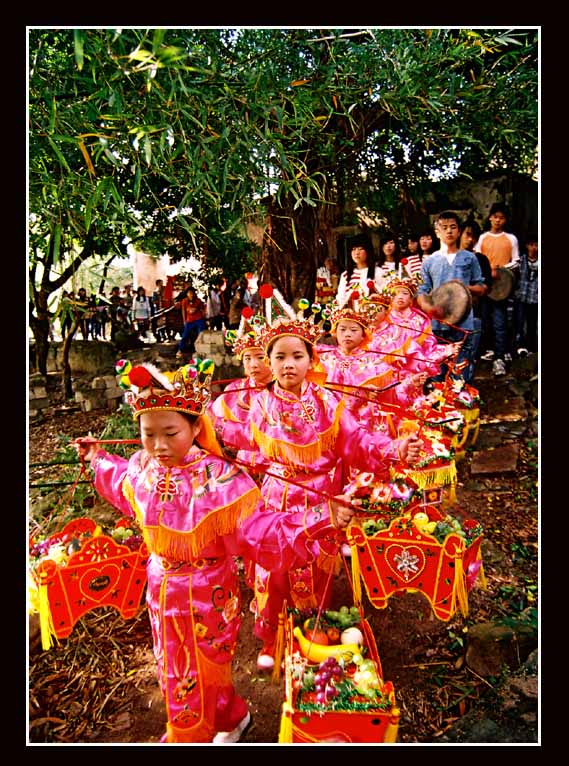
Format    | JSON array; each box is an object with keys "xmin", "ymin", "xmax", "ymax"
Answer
[
  {"xmin": 241, "ymin": 306, "xmax": 254, "ymax": 319},
  {"xmin": 128, "ymin": 366, "xmax": 153, "ymax": 388},
  {"xmin": 258, "ymin": 283, "xmax": 274, "ymax": 299}
]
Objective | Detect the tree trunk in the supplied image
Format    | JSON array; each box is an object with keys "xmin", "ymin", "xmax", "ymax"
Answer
[
  {"xmin": 29, "ymin": 291, "xmax": 53, "ymax": 376},
  {"xmin": 61, "ymin": 320, "xmax": 79, "ymax": 400},
  {"xmin": 259, "ymin": 197, "xmax": 339, "ymax": 307}
]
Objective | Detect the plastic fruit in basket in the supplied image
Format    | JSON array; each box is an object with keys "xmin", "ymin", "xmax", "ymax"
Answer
[{"xmin": 293, "ymin": 627, "xmax": 362, "ymax": 664}]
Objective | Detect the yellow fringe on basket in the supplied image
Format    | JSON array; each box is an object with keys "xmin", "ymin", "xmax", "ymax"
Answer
[
  {"xmin": 316, "ymin": 548, "xmax": 342, "ymax": 575},
  {"xmin": 454, "ymin": 556, "xmax": 469, "ymax": 618},
  {"xmin": 272, "ymin": 612, "xmax": 286, "ymax": 682},
  {"xmin": 384, "ymin": 707, "xmax": 401, "ymax": 743},
  {"xmin": 403, "ymin": 462, "xmax": 457, "ymax": 490},
  {"xmin": 278, "ymin": 702, "xmax": 294, "ymax": 743},
  {"xmin": 38, "ymin": 582, "xmax": 55, "ymax": 651},
  {"xmin": 350, "ymin": 546, "xmax": 362, "ymax": 606},
  {"xmin": 251, "ymin": 401, "xmax": 343, "ymax": 468}
]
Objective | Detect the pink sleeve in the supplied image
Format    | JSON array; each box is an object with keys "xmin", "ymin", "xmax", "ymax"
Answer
[
  {"xmin": 334, "ymin": 406, "xmax": 398, "ymax": 475},
  {"xmin": 228, "ymin": 504, "xmax": 336, "ymax": 572},
  {"xmin": 91, "ymin": 450, "xmax": 136, "ymax": 518}
]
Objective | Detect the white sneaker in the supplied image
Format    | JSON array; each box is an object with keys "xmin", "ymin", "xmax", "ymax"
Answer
[
  {"xmin": 517, "ymin": 348, "xmax": 529, "ymax": 357},
  {"xmin": 481, "ymin": 350, "xmax": 495, "ymax": 361},
  {"xmin": 256, "ymin": 652, "xmax": 275, "ymax": 671},
  {"xmin": 504, "ymin": 352, "xmax": 513, "ymax": 362},
  {"xmin": 213, "ymin": 711, "xmax": 251, "ymax": 744},
  {"xmin": 492, "ymin": 358, "xmax": 506, "ymax": 376}
]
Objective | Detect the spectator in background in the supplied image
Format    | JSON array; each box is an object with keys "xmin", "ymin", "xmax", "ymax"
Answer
[
  {"xmin": 131, "ymin": 286, "xmax": 154, "ymax": 339},
  {"xmin": 513, "ymin": 234, "xmax": 538, "ymax": 356},
  {"xmin": 228, "ymin": 284, "xmax": 247, "ymax": 329},
  {"xmin": 315, "ymin": 256, "xmax": 339, "ymax": 308},
  {"xmin": 376, "ymin": 232, "xmax": 402, "ymax": 289},
  {"xmin": 152, "ymin": 279, "xmax": 167, "ymax": 342},
  {"xmin": 176, "ymin": 285, "xmax": 207, "ymax": 359},
  {"xmin": 476, "ymin": 203, "xmax": 520, "ymax": 376},
  {"xmin": 56, "ymin": 290, "xmax": 74, "ymax": 340},
  {"xmin": 419, "ymin": 227, "xmax": 438, "ymax": 259},
  {"xmin": 74, "ymin": 287, "xmax": 89, "ymax": 340},
  {"xmin": 206, "ymin": 281, "xmax": 225, "ymax": 331},
  {"xmin": 459, "ymin": 219, "xmax": 493, "ymax": 363}
]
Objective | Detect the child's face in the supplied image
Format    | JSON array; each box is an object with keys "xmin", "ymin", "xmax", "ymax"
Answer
[
  {"xmin": 351, "ymin": 246, "xmax": 368, "ymax": 268},
  {"xmin": 335, "ymin": 320, "xmax": 366, "ymax": 353},
  {"xmin": 370, "ymin": 305, "xmax": 388, "ymax": 328},
  {"xmin": 527, "ymin": 242, "xmax": 538, "ymax": 261},
  {"xmin": 407, "ymin": 240, "xmax": 419, "ymax": 254},
  {"xmin": 268, "ymin": 336, "xmax": 313, "ymax": 396},
  {"xmin": 460, "ymin": 227, "xmax": 477, "ymax": 252},
  {"xmin": 436, "ymin": 219, "xmax": 460, "ymax": 248},
  {"xmin": 419, "ymin": 234, "xmax": 433, "ymax": 252},
  {"xmin": 139, "ymin": 410, "xmax": 201, "ymax": 467},
  {"xmin": 391, "ymin": 287, "xmax": 413, "ymax": 311},
  {"xmin": 489, "ymin": 211, "xmax": 507, "ymax": 232},
  {"xmin": 242, "ymin": 349, "xmax": 272, "ymax": 384},
  {"xmin": 382, "ymin": 240, "xmax": 396, "ymax": 260}
]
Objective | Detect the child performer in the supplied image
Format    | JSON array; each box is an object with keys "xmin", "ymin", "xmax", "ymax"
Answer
[
  {"xmin": 316, "ymin": 294, "xmax": 428, "ymax": 431},
  {"xmin": 384, "ymin": 274, "xmax": 461, "ymax": 378},
  {"xmin": 208, "ymin": 307, "xmax": 272, "ymax": 477},
  {"xmin": 75, "ymin": 359, "xmax": 355, "ymax": 744},
  {"xmin": 211, "ymin": 285, "xmax": 422, "ymax": 672}
]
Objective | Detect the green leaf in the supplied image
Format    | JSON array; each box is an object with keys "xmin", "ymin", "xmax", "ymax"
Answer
[{"xmin": 73, "ymin": 30, "xmax": 85, "ymax": 72}]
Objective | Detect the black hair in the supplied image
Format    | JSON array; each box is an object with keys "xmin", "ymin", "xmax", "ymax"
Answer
[
  {"xmin": 418, "ymin": 227, "xmax": 439, "ymax": 254},
  {"xmin": 526, "ymin": 233, "xmax": 538, "ymax": 244},
  {"xmin": 462, "ymin": 219, "xmax": 481, "ymax": 240},
  {"xmin": 346, "ymin": 235, "xmax": 377, "ymax": 280},
  {"xmin": 377, "ymin": 232, "xmax": 402, "ymax": 267},
  {"xmin": 488, "ymin": 202, "xmax": 509, "ymax": 219},
  {"xmin": 266, "ymin": 336, "xmax": 314, "ymax": 359},
  {"xmin": 437, "ymin": 210, "xmax": 462, "ymax": 227}
]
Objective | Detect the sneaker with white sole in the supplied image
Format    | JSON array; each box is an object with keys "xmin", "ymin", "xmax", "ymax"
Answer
[
  {"xmin": 256, "ymin": 649, "xmax": 275, "ymax": 671},
  {"xmin": 481, "ymin": 350, "xmax": 495, "ymax": 361},
  {"xmin": 504, "ymin": 352, "xmax": 513, "ymax": 362},
  {"xmin": 492, "ymin": 358, "xmax": 506, "ymax": 376},
  {"xmin": 213, "ymin": 711, "xmax": 252, "ymax": 744},
  {"xmin": 517, "ymin": 348, "xmax": 529, "ymax": 357}
]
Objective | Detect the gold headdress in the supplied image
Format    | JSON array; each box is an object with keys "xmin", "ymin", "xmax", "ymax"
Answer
[
  {"xmin": 384, "ymin": 273, "xmax": 422, "ymax": 298},
  {"xmin": 115, "ymin": 359, "xmax": 215, "ymax": 418},
  {"xmin": 255, "ymin": 284, "xmax": 327, "ymax": 351},
  {"xmin": 224, "ymin": 307, "xmax": 268, "ymax": 358}
]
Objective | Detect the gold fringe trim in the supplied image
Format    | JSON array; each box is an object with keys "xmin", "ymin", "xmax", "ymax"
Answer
[
  {"xmin": 454, "ymin": 556, "xmax": 469, "ymax": 618},
  {"xmin": 316, "ymin": 548, "xmax": 342, "ymax": 575},
  {"xmin": 278, "ymin": 702, "xmax": 294, "ymax": 743},
  {"xmin": 218, "ymin": 396, "xmax": 240, "ymax": 423},
  {"xmin": 122, "ymin": 477, "xmax": 258, "ymax": 559},
  {"xmin": 272, "ymin": 611, "xmax": 286, "ymax": 682},
  {"xmin": 384, "ymin": 708, "xmax": 401, "ymax": 743},
  {"xmin": 38, "ymin": 582, "xmax": 56, "ymax": 651},
  {"xmin": 397, "ymin": 462, "xmax": 457, "ymax": 490},
  {"xmin": 350, "ymin": 545, "xmax": 363, "ymax": 606},
  {"xmin": 461, "ymin": 407, "xmax": 480, "ymax": 424},
  {"xmin": 251, "ymin": 401, "xmax": 344, "ymax": 468}
]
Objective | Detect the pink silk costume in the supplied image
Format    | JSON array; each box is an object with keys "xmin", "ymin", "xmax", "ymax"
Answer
[
  {"xmin": 315, "ymin": 343, "xmax": 423, "ymax": 436},
  {"xmin": 207, "ymin": 376, "xmax": 270, "ymax": 475},
  {"xmin": 90, "ymin": 446, "xmax": 333, "ymax": 743},
  {"xmin": 215, "ymin": 379, "xmax": 399, "ymax": 649},
  {"xmin": 384, "ymin": 306, "xmax": 451, "ymax": 377}
]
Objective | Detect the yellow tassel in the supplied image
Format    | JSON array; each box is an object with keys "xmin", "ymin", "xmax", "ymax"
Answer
[
  {"xmin": 278, "ymin": 702, "xmax": 294, "ymax": 743},
  {"xmin": 350, "ymin": 546, "xmax": 362, "ymax": 606},
  {"xmin": 453, "ymin": 555, "xmax": 469, "ymax": 618},
  {"xmin": 250, "ymin": 401, "xmax": 343, "ymax": 468},
  {"xmin": 272, "ymin": 611, "xmax": 286, "ymax": 682},
  {"xmin": 477, "ymin": 556, "xmax": 487, "ymax": 589},
  {"xmin": 384, "ymin": 707, "xmax": 400, "ymax": 743},
  {"xmin": 38, "ymin": 582, "xmax": 55, "ymax": 651}
]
